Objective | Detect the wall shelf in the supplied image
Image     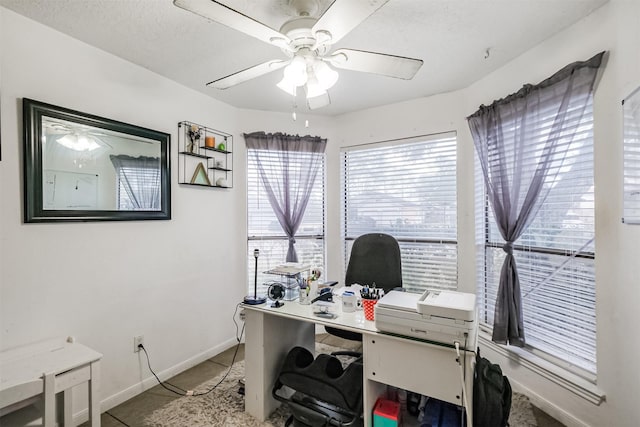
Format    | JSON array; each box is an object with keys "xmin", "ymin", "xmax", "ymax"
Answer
[
  {"xmin": 178, "ymin": 151, "xmax": 212, "ymax": 159},
  {"xmin": 177, "ymin": 121, "xmax": 233, "ymax": 188}
]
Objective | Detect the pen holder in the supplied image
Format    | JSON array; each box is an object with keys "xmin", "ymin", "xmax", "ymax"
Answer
[
  {"xmin": 299, "ymin": 286, "xmax": 311, "ymax": 305},
  {"xmin": 363, "ymin": 298, "xmax": 378, "ymax": 321}
]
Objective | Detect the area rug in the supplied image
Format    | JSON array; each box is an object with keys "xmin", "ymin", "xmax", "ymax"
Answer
[{"xmin": 145, "ymin": 343, "xmax": 537, "ymax": 426}]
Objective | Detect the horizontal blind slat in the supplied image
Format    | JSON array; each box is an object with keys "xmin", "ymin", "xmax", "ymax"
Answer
[
  {"xmin": 475, "ymin": 100, "xmax": 597, "ymax": 374},
  {"xmin": 342, "ymin": 134, "xmax": 458, "ymax": 291}
]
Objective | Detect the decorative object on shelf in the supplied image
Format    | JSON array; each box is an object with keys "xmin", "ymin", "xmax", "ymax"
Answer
[
  {"xmin": 178, "ymin": 121, "xmax": 233, "ymax": 188},
  {"xmin": 216, "ymin": 177, "xmax": 227, "ymax": 187},
  {"xmin": 186, "ymin": 124, "xmax": 202, "ymax": 153},
  {"xmin": 190, "ymin": 162, "xmax": 211, "ymax": 186}
]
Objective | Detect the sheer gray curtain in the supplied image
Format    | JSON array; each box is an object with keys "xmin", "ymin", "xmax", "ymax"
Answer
[
  {"xmin": 110, "ymin": 155, "xmax": 161, "ymax": 210},
  {"xmin": 467, "ymin": 51, "xmax": 605, "ymax": 346},
  {"xmin": 244, "ymin": 132, "xmax": 326, "ymax": 262}
]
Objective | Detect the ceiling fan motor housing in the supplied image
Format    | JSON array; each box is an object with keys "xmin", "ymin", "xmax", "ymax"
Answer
[{"xmin": 280, "ymin": 16, "xmax": 328, "ymax": 55}]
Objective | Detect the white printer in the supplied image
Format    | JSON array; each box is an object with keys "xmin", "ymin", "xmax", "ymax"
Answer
[{"xmin": 374, "ymin": 289, "xmax": 477, "ymax": 350}]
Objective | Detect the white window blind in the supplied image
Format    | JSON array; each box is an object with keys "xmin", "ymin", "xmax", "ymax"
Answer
[
  {"xmin": 475, "ymin": 97, "xmax": 597, "ymax": 375},
  {"xmin": 623, "ymin": 86, "xmax": 640, "ymax": 223},
  {"xmin": 341, "ymin": 133, "xmax": 457, "ymax": 292},
  {"xmin": 117, "ymin": 164, "xmax": 160, "ymax": 210},
  {"xmin": 247, "ymin": 149, "xmax": 325, "ymax": 294}
]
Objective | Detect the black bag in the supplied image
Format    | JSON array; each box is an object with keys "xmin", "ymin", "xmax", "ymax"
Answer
[{"xmin": 473, "ymin": 349, "xmax": 512, "ymax": 427}]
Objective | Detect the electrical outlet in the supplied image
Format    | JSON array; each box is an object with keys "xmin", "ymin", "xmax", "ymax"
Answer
[
  {"xmin": 239, "ymin": 309, "xmax": 246, "ymax": 321},
  {"xmin": 133, "ymin": 335, "xmax": 144, "ymax": 352}
]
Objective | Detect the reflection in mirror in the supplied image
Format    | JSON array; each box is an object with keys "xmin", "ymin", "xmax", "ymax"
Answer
[
  {"xmin": 24, "ymin": 99, "xmax": 171, "ymax": 222},
  {"xmin": 42, "ymin": 116, "xmax": 161, "ymax": 210}
]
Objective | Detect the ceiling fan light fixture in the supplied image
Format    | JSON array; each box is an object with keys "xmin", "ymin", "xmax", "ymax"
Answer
[
  {"xmin": 304, "ymin": 75, "xmax": 327, "ymax": 99},
  {"xmin": 282, "ymin": 56, "xmax": 308, "ymax": 87},
  {"xmin": 277, "ymin": 77, "xmax": 298, "ymax": 96},
  {"xmin": 312, "ymin": 60, "xmax": 339, "ymax": 90},
  {"xmin": 57, "ymin": 134, "xmax": 101, "ymax": 152}
]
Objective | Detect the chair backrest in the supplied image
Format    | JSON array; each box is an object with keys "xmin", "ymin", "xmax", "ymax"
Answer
[{"xmin": 345, "ymin": 233, "xmax": 402, "ymax": 292}]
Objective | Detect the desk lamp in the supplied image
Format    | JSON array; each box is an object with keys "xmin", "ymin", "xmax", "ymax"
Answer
[{"xmin": 244, "ymin": 249, "xmax": 267, "ymax": 305}]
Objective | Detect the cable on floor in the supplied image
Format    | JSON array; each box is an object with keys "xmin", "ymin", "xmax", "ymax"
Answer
[{"xmin": 138, "ymin": 302, "xmax": 246, "ymax": 397}]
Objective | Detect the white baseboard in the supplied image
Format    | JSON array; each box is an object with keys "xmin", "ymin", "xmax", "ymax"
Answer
[
  {"xmin": 71, "ymin": 336, "xmax": 239, "ymax": 425},
  {"xmin": 510, "ymin": 378, "xmax": 590, "ymax": 427}
]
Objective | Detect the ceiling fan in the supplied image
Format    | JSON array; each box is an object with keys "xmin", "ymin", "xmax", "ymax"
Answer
[{"xmin": 173, "ymin": 0, "xmax": 423, "ymax": 109}]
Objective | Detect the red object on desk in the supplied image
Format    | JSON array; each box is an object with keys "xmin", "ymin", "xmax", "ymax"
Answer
[{"xmin": 363, "ymin": 298, "xmax": 378, "ymax": 321}]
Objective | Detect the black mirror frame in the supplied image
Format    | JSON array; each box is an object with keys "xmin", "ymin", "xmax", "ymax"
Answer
[{"xmin": 23, "ymin": 98, "xmax": 171, "ymax": 222}]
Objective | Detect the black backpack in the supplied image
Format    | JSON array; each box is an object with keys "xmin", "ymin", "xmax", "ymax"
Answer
[{"xmin": 473, "ymin": 349, "xmax": 512, "ymax": 427}]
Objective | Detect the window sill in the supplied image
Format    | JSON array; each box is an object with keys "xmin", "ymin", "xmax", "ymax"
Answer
[{"xmin": 478, "ymin": 331, "xmax": 606, "ymax": 405}]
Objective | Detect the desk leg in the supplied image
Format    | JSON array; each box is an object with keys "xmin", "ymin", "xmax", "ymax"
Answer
[
  {"xmin": 43, "ymin": 373, "xmax": 55, "ymax": 427},
  {"xmin": 89, "ymin": 360, "xmax": 101, "ymax": 427},
  {"xmin": 244, "ymin": 309, "xmax": 315, "ymax": 421}
]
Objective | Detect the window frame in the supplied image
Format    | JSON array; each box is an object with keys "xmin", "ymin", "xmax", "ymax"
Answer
[
  {"xmin": 246, "ymin": 147, "xmax": 326, "ymax": 294},
  {"xmin": 340, "ymin": 132, "xmax": 458, "ymax": 292},
  {"xmin": 474, "ymin": 99, "xmax": 597, "ymax": 378}
]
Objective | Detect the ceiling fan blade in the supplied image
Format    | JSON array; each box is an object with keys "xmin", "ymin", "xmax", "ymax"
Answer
[
  {"xmin": 330, "ymin": 49, "xmax": 423, "ymax": 80},
  {"xmin": 306, "ymin": 92, "xmax": 331, "ymax": 110},
  {"xmin": 173, "ymin": 0, "xmax": 290, "ymax": 46},
  {"xmin": 207, "ymin": 60, "xmax": 288, "ymax": 89},
  {"xmin": 312, "ymin": 0, "xmax": 389, "ymax": 45}
]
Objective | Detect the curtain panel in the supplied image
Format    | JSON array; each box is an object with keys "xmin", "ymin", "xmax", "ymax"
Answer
[
  {"xmin": 244, "ymin": 132, "xmax": 326, "ymax": 263},
  {"xmin": 467, "ymin": 51, "xmax": 605, "ymax": 346},
  {"xmin": 110, "ymin": 155, "xmax": 161, "ymax": 210}
]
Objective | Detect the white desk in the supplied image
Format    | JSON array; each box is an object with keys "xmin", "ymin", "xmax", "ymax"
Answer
[
  {"xmin": 0, "ymin": 338, "xmax": 102, "ymax": 427},
  {"xmin": 243, "ymin": 301, "xmax": 474, "ymax": 426}
]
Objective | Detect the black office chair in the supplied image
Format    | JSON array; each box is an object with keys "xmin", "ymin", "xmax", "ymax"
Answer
[{"xmin": 325, "ymin": 233, "xmax": 403, "ymax": 343}]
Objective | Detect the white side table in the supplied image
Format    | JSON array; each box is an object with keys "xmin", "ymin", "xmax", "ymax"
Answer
[{"xmin": 0, "ymin": 338, "xmax": 102, "ymax": 427}]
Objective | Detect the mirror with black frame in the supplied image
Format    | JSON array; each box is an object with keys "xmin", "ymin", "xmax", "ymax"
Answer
[{"xmin": 23, "ymin": 98, "xmax": 171, "ymax": 222}]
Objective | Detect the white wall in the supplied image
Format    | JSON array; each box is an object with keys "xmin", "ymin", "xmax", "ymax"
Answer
[
  {"xmin": 325, "ymin": 1, "xmax": 640, "ymax": 425},
  {"xmin": 2, "ymin": 0, "xmax": 639, "ymax": 425},
  {"xmin": 0, "ymin": 8, "xmax": 307, "ymax": 421}
]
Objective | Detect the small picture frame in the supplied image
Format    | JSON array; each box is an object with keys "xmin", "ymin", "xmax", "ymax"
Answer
[{"xmin": 190, "ymin": 162, "xmax": 211, "ymax": 186}]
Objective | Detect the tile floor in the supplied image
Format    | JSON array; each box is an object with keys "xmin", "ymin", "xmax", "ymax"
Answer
[{"xmin": 0, "ymin": 334, "xmax": 564, "ymax": 426}]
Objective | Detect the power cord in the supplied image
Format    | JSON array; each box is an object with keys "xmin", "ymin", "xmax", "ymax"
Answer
[
  {"xmin": 138, "ymin": 302, "xmax": 246, "ymax": 397},
  {"xmin": 454, "ymin": 334, "xmax": 471, "ymax": 427},
  {"xmin": 138, "ymin": 345, "xmax": 187, "ymax": 395}
]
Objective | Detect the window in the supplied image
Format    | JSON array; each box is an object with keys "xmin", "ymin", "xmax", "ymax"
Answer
[
  {"xmin": 475, "ymin": 99, "xmax": 596, "ymax": 375},
  {"xmin": 112, "ymin": 156, "xmax": 161, "ymax": 210},
  {"xmin": 341, "ymin": 133, "xmax": 457, "ymax": 292},
  {"xmin": 247, "ymin": 148, "xmax": 325, "ymax": 294}
]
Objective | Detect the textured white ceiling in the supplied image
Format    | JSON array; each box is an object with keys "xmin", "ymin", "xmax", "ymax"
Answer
[{"xmin": 0, "ymin": 0, "xmax": 608, "ymax": 116}]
